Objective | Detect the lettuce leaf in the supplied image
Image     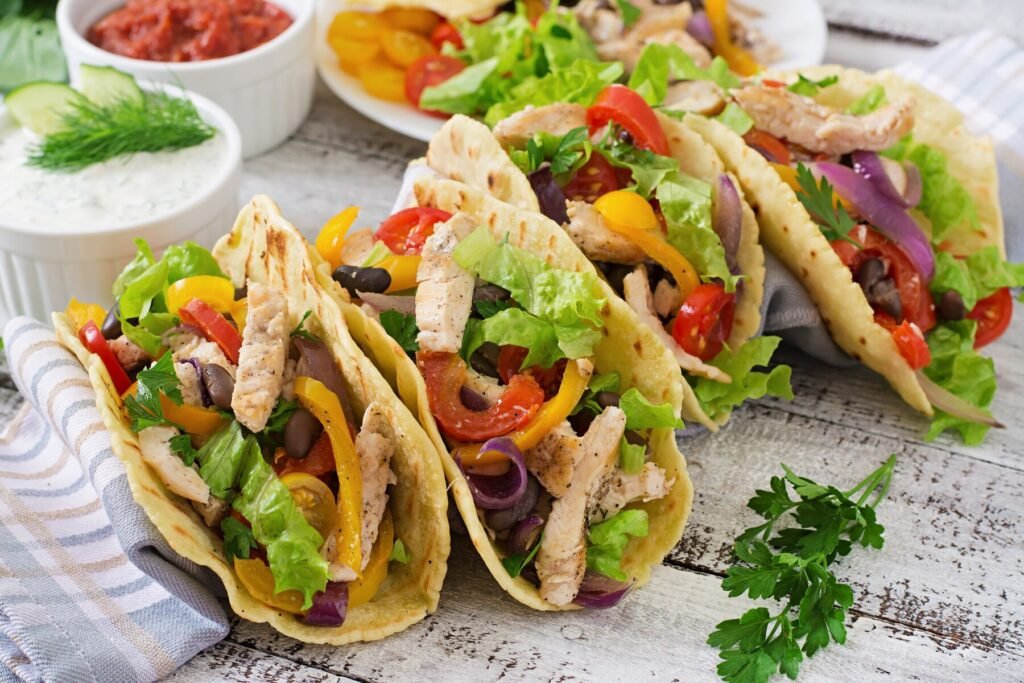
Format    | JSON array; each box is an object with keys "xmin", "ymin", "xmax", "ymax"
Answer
[
  {"xmin": 922, "ymin": 321, "xmax": 996, "ymax": 445},
  {"xmin": 715, "ymin": 102, "xmax": 754, "ymax": 136},
  {"xmin": 484, "ymin": 60, "xmax": 623, "ymax": 126},
  {"xmin": 619, "ymin": 437, "xmax": 646, "ymax": 473},
  {"xmin": 618, "ymin": 388, "xmax": 684, "ymax": 430},
  {"xmin": 462, "ymin": 308, "xmax": 565, "ymax": 369},
  {"xmin": 196, "ymin": 421, "xmax": 249, "ymax": 499},
  {"xmin": 931, "ymin": 247, "xmax": 1024, "ymax": 311},
  {"xmin": 846, "ymin": 84, "xmax": 887, "ymax": 115},
  {"xmin": 419, "ymin": 58, "xmax": 499, "ymax": 115},
  {"xmin": 586, "ymin": 509, "xmax": 649, "ymax": 581},
  {"xmin": 628, "ymin": 43, "xmax": 739, "ymax": 105},
  {"xmin": 598, "ymin": 140, "xmax": 679, "ymax": 199},
  {"xmin": 233, "ymin": 438, "xmax": 329, "ymax": 609},
  {"xmin": 163, "ymin": 242, "xmax": 226, "ymax": 283},
  {"xmin": 693, "ymin": 337, "xmax": 793, "ymax": 421}
]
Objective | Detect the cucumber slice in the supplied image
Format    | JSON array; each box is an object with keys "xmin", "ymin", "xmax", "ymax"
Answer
[
  {"xmin": 5, "ymin": 82, "xmax": 85, "ymax": 136},
  {"xmin": 79, "ymin": 65, "xmax": 144, "ymax": 107}
]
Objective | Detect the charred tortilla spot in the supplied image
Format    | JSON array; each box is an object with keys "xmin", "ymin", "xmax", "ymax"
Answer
[
  {"xmin": 810, "ymin": 250, "xmax": 817, "ymax": 258},
  {"xmin": 634, "ymin": 340, "xmax": 642, "ymax": 354},
  {"xmin": 487, "ymin": 172, "xmax": 496, "ymax": 189},
  {"xmin": 859, "ymin": 336, "xmax": 867, "ymax": 345},
  {"xmin": 801, "ymin": 267, "xmax": 809, "ymax": 277}
]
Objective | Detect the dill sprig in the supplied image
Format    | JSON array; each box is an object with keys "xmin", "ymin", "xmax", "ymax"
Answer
[{"xmin": 26, "ymin": 90, "xmax": 216, "ymax": 172}]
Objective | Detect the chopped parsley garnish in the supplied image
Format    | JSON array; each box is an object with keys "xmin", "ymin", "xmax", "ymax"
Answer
[
  {"xmin": 474, "ymin": 299, "xmax": 512, "ymax": 318},
  {"xmin": 786, "ymin": 74, "xmax": 838, "ymax": 97},
  {"xmin": 169, "ymin": 434, "xmax": 197, "ymax": 466},
  {"xmin": 616, "ymin": 0, "xmax": 642, "ymax": 28},
  {"xmin": 502, "ymin": 534, "xmax": 543, "ymax": 578},
  {"xmin": 290, "ymin": 310, "xmax": 317, "ymax": 341},
  {"xmin": 124, "ymin": 352, "xmax": 183, "ymax": 432},
  {"xmin": 263, "ymin": 398, "xmax": 298, "ymax": 436},
  {"xmin": 380, "ymin": 310, "xmax": 420, "ymax": 353},
  {"xmin": 221, "ymin": 516, "xmax": 258, "ymax": 564},
  {"xmin": 795, "ymin": 164, "xmax": 857, "ymax": 243}
]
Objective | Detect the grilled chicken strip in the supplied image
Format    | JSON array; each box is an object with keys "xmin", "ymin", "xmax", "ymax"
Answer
[
  {"xmin": 591, "ymin": 462, "xmax": 674, "ymax": 523},
  {"xmin": 192, "ymin": 495, "xmax": 230, "ymax": 528},
  {"xmin": 493, "ymin": 103, "xmax": 588, "ymax": 148},
  {"xmin": 732, "ymin": 84, "xmax": 914, "ymax": 156},
  {"xmin": 536, "ymin": 406, "xmax": 626, "ymax": 607},
  {"xmin": 165, "ymin": 330, "xmax": 236, "ymax": 378},
  {"xmin": 231, "ymin": 281, "xmax": 289, "ymax": 432},
  {"xmin": 174, "ymin": 362, "xmax": 205, "ymax": 407},
  {"xmin": 664, "ymin": 80, "xmax": 727, "ymax": 116},
  {"xmin": 416, "ymin": 213, "xmax": 476, "ymax": 353},
  {"xmin": 138, "ymin": 426, "xmax": 209, "ymax": 504},
  {"xmin": 623, "ymin": 267, "xmax": 732, "ymax": 383},
  {"xmin": 566, "ymin": 201, "xmax": 647, "ymax": 265},
  {"xmin": 109, "ymin": 335, "xmax": 149, "ymax": 371},
  {"xmin": 355, "ymin": 402, "xmax": 398, "ymax": 570},
  {"xmin": 528, "ymin": 421, "xmax": 584, "ymax": 498}
]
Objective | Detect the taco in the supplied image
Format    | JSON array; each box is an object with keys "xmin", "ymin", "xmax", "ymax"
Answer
[
  {"xmin": 421, "ymin": 85, "xmax": 792, "ymax": 425},
  {"xmin": 54, "ymin": 195, "xmax": 449, "ymax": 642},
  {"xmin": 310, "ymin": 187, "xmax": 693, "ymax": 610},
  {"xmin": 681, "ymin": 65, "xmax": 1023, "ymax": 443}
]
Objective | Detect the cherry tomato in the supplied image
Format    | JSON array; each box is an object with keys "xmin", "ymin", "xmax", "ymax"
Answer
[
  {"xmin": 276, "ymin": 432, "xmax": 337, "ymax": 478},
  {"xmin": 891, "ymin": 320, "xmax": 931, "ymax": 370},
  {"xmin": 430, "ymin": 21, "xmax": 464, "ymax": 50},
  {"xmin": 280, "ymin": 472, "xmax": 337, "ymax": 540},
  {"xmin": 404, "ymin": 55, "xmax": 465, "ymax": 111},
  {"xmin": 359, "ymin": 61, "xmax": 408, "ymax": 102},
  {"xmin": 586, "ymin": 85, "xmax": 670, "ymax": 156},
  {"xmin": 762, "ymin": 79, "xmax": 787, "ymax": 88},
  {"xmin": 79, "ymin": 321, "xmax": 132, "ymax": 395},
  {"xmin": 328, "ymin": 11, "xmax": 388, "ymax": 41},
  {"xmin": 671, "ymin": 283, "xmax": 736, "ymax": 361},
  {"xmin": 376, "ymin": 207, "xmax": 452, "ymax": 255},
  {"xmin": 831, "ymin": 225, "xmax": 936, "ymax": 334},
  {"xmin": 497, "ymin": 346, "xmax": 568, "ymax": 400},
  {"xmin": 418, "ymin": 352, "xmax": 544, "ymax": 443},
  {"xmin": 380, "ymin": 29, "xmax": 436, "ymax": 68},
  {"xmin": 744, "ymin": 129, "xmax": 792, "ymax": 165},
  {"xmin": 179, "ymin": 299, "xmax": 243, "ymax": 364},
  {"xmin": 331, "ymin": 37, "xmax": 380, "ymax": 75},
  {"xmin": 968, "ymin": 287, "xmax": 1013, "ymax": 349},
  {"xmin": 381, "ymin": 7, "xmax": 440, "ymax": 35},
  {"xmin": 562, "ymin": 153, "xmax": 619, "ymax": 203}
]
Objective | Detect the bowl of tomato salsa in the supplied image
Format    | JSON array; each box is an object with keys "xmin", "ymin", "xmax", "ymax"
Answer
[{"xmin": 58, "ymin": 0, "xmax": 315, "ymax": 158}]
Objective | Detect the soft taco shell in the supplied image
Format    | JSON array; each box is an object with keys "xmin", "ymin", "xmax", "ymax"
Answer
[
  {"xmin": 313, "ymin": 181, "xmax": 694, "ymax": 610},
  {"xmin": 54, "ymin": 195, "xmax": 449, "ymax": 643}
]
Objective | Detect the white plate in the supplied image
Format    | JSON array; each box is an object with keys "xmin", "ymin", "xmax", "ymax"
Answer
[{"xmin": 316, "ymin": 0, "xmax": 828, "ymax": 143}]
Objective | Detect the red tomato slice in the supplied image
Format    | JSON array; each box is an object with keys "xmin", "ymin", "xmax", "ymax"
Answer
[
  {"xmin": 376, "ymin": 207, "xmax": 453, "ymax": 255},
  {"xmin": 562, "ymin": 153, "xmax": 620, "ymax": 203},
  {"xmin": 671, "ymin": 283, "xmax": 736, "ymax": 361},
  {"xmin": 761, "ymin": 79, "xmax": 787, "ymax": 88},
  {"xmin": 429, "ymin": 22, "xmax": 463, "ymax": 50},
  {"xmin": 497, "ymin": 345, "xmax": 567, "ymax": 400},
  {"xmin": 404, "ymin": 55, "xmax": 465, "ymax": 112},
  {"xmin": 743, "ymin": 129, "xmax": 792, "ymax": 165},
  {"xmin": 179, "ymin": 299, "xmax": 243, "ymax": 364},
  {"xmin": 418, "ymin": 351, "xmax": 544, "ymax": 442},
  {"xmin": 968, "ymin": 287, "xmax": 1013, "ymax": 349},
  {"xmin": 276, "ymin": 432, "xmax": 337, "ymax": 478},
  {"xmin": 891, "ymin": 320, "xmax": 931, "ymax": 369},
  {"xmin": 586, "ymin": 85, "xmax": 670, "ymax": 156},
  {"xmin": 79, "ymin": 320, "xmax": 132, "ymax": 394}
]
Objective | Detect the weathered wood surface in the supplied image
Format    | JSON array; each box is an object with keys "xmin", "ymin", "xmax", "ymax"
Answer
[{"xmin": 3, "ymin": 9, "xmax": 1023, "ymax": 682}]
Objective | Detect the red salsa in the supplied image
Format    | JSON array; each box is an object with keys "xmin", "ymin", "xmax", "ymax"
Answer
[{"xmin": 87, "ymin": 0, "xmax": 293, "ymax": 62}]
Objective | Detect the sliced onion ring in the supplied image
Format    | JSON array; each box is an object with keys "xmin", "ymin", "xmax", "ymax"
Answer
[
  {"xmin": 528, "ymin": 166, "xmax": 569, "ymax": 225},
  {"xmin": 686, "ymin": 10, "xmax": 715, "ymax": 47},
  {"xmin": 507, "ymin": 513, "xmax": 544, "ymax": 554},
  {"xmin": 902, "ymin": 162, "xmax": 922, "ymax": 207},
  {"xmin": 852, "ymin": 151, "xmax": 908, "ymax": 207},
  {"xmin": 915, "ymin": 370, "xmax": 1004, "ymax": 429},
  {"xmin": 303, "ymin": 581, "xmax": 348, "ymax": 626},
  {"xmin": 357, "ymin": 291, "xmax": 416, "ymax": 315},
  {"xmin": 813, "ymin": 161, "xmax": 935, "ymax": 282},
  {"xmin": 456, "ymin": 437, "xmax": 528, "ymax": 510},
  {"xmin": 714, "ymin": 174, "xmax": 743, "ymax": 273},
  {"xmin": 573, "ymin": 571, "xmax": 634, "ymax": 609}
]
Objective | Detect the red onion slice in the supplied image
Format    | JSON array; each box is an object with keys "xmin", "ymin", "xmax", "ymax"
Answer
[
  {"xmin": 714, "ymin": 174, "xmax": 743, "ymax": 274},
  {"xmin": 358, "ymin": 291, "xmax": 416, "ymax": 315},
  {"xmin": 303, "ymin": 582, "xmax": 348, "ymax": 626},
  {"xmin": 813, "ymin": 161, "xmax": 935, "ymax": 282},
  {"xmin": 852, "ymin": 151, "xmax": 909, "ymax": 207},
  {"xmin": 456, "ymin": 437, "xmax": 528, "ymax": 510},
  {"xmin": 686, "ymin": 10, "xmax": 715, "ymax": 47},
  {"xmin": 529, "ymin": 166, "xmax": 569, "ymax": 225},
  {"xmin": 902, "ymin": 162, "xmax": 922, "ymax": 207},
  {"xmin": 507, "ymin": 513, "xmax": 544, "ymax": 554},
  {"xmin": 915, "ymin": 370, "xmax": 1003, "ymax": 428},
  {"xmin": 486, "ymin": 478, "xmax": 541, "ymax": 532},
  {"xmin": 573, "ymin": 571, "xmax": 634, "ymax": 609}
]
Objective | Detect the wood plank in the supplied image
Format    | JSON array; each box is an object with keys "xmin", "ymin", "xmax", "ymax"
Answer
[{"xmin": 169, "ymin": 640, "xmax": 355, "ymax": 683}]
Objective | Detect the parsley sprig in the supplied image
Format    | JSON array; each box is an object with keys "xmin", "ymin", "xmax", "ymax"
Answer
[
  {"xmin": 123, "ymin": 352, "xmax": 183, "ymax": 432},
  {"xmin": 795, "ymin": 164, "xmax": 857, "ymax": 243},
  {"xmin": 615, "ymin": 0, "xmax": 641, "ymax": 29},
  {"xmin": 709, "ymin": 455, "xmax": 896, "ymax": 683},
  {"xmin": 380, "ymin": 310, "xmax": 419, "ymax": 353}
]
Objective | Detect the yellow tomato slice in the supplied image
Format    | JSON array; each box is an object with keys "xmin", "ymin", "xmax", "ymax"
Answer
[
  {"xmin": 331, "ymin": 37, "xmax": 381, "ymax": 75},
  {"xmin": 380, "ymin": 29, "xmax": 436, "ymax": 68},
  {"xmin": 280, "ymin": 472, "xmax": 337, "ymax": 540},
  {"xmin": 348, "ymin": 509, "xmax": 394, "ymax": 607},
  {"xmin": 165, "ymin": 275, "xmax": 235, "ymax": 316},
  {"xmin": 234, "ymin": 558, "xmax": 305, "ymax": 614},
  {"xmin": 358, "ymin": 61, "xmax": 408, "ymax": 102},
  {"xmin": 381, "ymin": 7, "xmax": 440, "ymax": 35},
  {"xmin": 328, "ymin": 11, "xmax": 388, "ymax": 41}
]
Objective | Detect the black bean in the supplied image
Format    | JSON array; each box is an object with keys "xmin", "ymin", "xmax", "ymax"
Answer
[
  {"xmin": 568, "ymin": 410, "xmax": 595, "ymax": 436},
  {"xmin": 595, "ymin": 391, "xmax": 620, "ymax": 408},
  {"xmin": 460, "ymin": 385, "xmax": 490, "ymax": 411},
  {"xmin": 101, "ymin": 302, "xmax": 123, "ymax": 340},
  {"xmin": 856, "ymin": 258, "xmax": 887, "ymax": 294},
  {"xmin": 234, "ymin": 285, "xmax": 247, "ymax": 300},
  {"xmin": 938, "ymin": 289, "xmax": 966, "ymax": 321},
  {"xmin": 200, "ymin": 364, "xmax": 235, "ymax": 410},
  {"xmin": 284, "ymin": 408, "xmax": 323, "ymax": 460},
  {"xmin": 596, "ymin": 261, "xmax": 632, "ymax": 294},
  {"xmin": 618, "ymin": 129, "xmax": 634, "ymax": 145},
  {"xmin": 473, "ymin": 285, "xmax": 510, "ymax": 303},
  {"xmin": 470, "ymin": 342, "xmax": 501, "ymax": 378},
  {"xmin": 869, "ymin": 278, "xmax": 902, "ymax": 320},
  {"xmin": 333, "ymin": 265, "xmax": 392, "ymax": 296}
]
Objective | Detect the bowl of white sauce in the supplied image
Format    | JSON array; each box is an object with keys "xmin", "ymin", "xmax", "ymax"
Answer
[{"xmin": 0, "ymin": 83, "xmax": 242, "ymax": 327}]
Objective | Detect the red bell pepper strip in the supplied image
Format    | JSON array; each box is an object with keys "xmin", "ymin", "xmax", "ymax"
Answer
[
  {"xmin": 79, "ymin": 321, "xmax": 132, "ymax": 395},
  {"xmin": 179, "ymin": 299, "xmax": 243, "ymax": 364}
]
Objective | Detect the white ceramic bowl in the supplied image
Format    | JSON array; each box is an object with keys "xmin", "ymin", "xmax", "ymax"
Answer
[
  {"xmin": 57, "ymin": 0, "xmax": 315, "ymax": 158},
  {"xmin": 0, "ymin": 86, "xmax": 242, "ymax": 328}
]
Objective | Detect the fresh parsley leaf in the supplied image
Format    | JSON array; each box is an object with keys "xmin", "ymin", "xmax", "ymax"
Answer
[
  {"xmin": 169, "ymin": 434, "xmax": 197, "ymax": 466},
  {"xmin": 794, "ymin": 163, "xmax": 856, "ymax": 242},
  {"xmin": 846, "ymin": 84, "xmax": 887, "ymax": 115},
  {"xmin": 290, "ymin": 310, "xmax": 318, "ymax": 341},
  {"xmin": 220, "ymin": 516, "xmax": 257, "ymax": 565},
  {"xmin": 389, "ymin": 538, "xmax": 411, "ymax": 564},
  {"xmin": 380, "ymin": 310, "xmax": 420, "ymax": 353},
  {"xmin": 502, "ymin": 533, "xmax": 543, "ymax": 578},
  {"xmin": 263, "ymin": 399, "xmax": 298, "ymax": 436},
  {"xmin": 786, "ymin": 74, "xmax": 838, "ymax": 97},
  {"xmin": 474, "ymin": 299, "xmax": 512, "ymax": 318},
  {"xmin": 710, "ymin": 456, "xmax": 896, "ymax": 683},
  {"xmin": 616, "ymin": 0, "xmax": 641, "ymax": 28},
  {"xmin": 124, "ymin": 352, "xmax": 183, "ymax": 432},
  {"xmin": 571, "ymin": 371, "xmax": 622, "ymax": 416},
  {"xmin": 550, "ymin": 126, "xmax": 591, "ymax": 176}
]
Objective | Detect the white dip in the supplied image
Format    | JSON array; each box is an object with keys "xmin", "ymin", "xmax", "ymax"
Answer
[{"xmin": 0, "ymin": 120, "xmax": 228, "ymax": 233}]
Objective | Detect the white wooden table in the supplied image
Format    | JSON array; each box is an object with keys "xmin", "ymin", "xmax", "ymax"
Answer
[{"xmin": 3, "ymin": 5, "xmax": 1023, "ymax": 681}]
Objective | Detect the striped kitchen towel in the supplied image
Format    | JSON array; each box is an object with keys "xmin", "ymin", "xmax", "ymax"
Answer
[{"xmin": 0, "ymin": 318, "xmax": 228, "ymax": 683}]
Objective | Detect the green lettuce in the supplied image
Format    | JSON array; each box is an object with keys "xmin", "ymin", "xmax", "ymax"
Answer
[
  {"xmin": 715, "ymin": 102, "xmax": 754, "ymax": 136},
  {"xmin": 923, "ymin": 321, "xmax": 996, "ymax": 445},
  {"xmin": 598, "ymin": 140, "xmax": 679, "ymax": 198},
  {"xmin": 484, "ymin": 60, "xmax": 623, "ymax": 126},
  {"xmin": 931, "ymin": 247, "xmax": 1024, "ymax": 311},
  {"xmin": 572, "ymin": 371, "xmax": 621, "ymax": 415},
  {"xmin": 233, "ymin": 438, "xmax": 330, "ymax": 609},
  {"xmin": 618, "ymin": 388, "xmax": 684, "ymax": 430},
  {"xmin": 846, "ymin": 84, "xmax": 887, "ymax": 115},
  {"xmin": 628, "ymin": 43, "xmax": 739, "ymax": 105},
  {"xmin": 418, "ymin": 58, "xmax": 499, "ymax": 115},
  {"xmin": 618, "ymin": 437, "xmax": 646, "ymax": 473},
  {"xmin": 658, "ymin": 173, "xmax": 739, "ymax": 292},
  {"xmin": 462, "ymin": 308, "xmax": 564, "ymax": 369},
  {"xmin": 196, "ymin": 421, "xmax": 249, "ymax": 499},
  {"xmin": 163, "ymin": 242, "xmax": 226, "ymax": 283},
  {"xmin": 586, "ymin": 509, "xmax": 649, "ymax": 581},
  {"xmin": 693, "ymin": 337, "xmax": 793, "ymax": 421},
  {"xmin": 786, "ymin": 74, "xmax": 838, "ymax": 97}
]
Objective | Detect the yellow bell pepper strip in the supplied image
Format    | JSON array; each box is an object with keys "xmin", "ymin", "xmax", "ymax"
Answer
[
  {"xmin": 592, "ymin": 190, "xmax": 660, "ymax": 232},
  {"xmin": 122, "ymin": 382, "xmax": 228, "ymax": 436},
  {"xmin": 455, "ymin": 359, "xmax": 592, "ymax": 470},
  {"xmin": 231, "ymin": 298, "xmax": 248, "ymax": 336},
  {"xmin": 316, "ymin": 206, "xmax": 360, "ymax": 270},
  {"xmin": 705, "ymin": 0, "xmax": 762, "ymax": 76},
  {"xmin": 165, "ymin": 275, "xmax": 235, "ymax": 316},
  {"xmin": 594, "ymin": 191, "xmax": 701, "ymax": 298},
  {"xmin": 348, "ymin": 509, "xmax": 394, "ymax": 607},
  {"xmin": 65, "ymin": 298, "xmax": 107, "ymax": 333},
  {"xmin": 377, "ymin": 253, "xmax": 421, "ymax": 293},
  {"xmin": 294, "ymin": 376, "xmax": 363, "ymax": 575},
  {"xmin": 234, "ymin": 558, "xmax": 305, "ymax": 614}
]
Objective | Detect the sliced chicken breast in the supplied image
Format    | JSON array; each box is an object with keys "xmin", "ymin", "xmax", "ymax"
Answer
[
  {"xmin": 591, "ymin": 462, "xmax": 674, "ymax": 523},
  {"xmin": 566, "ymin": 201, "xmax": 647, "ymax": 264},
  {"xmin": 165, "ymin": 330, "xmax": 236, "ymax": 378},
  {"xmin": 231, "ymin": 281, "xmax": 289, "ymax": 433},
  {"xmin": 138, "ymin": 426, "xmax": 209, "ymax": 504},
  {"xmin": 415, "ymin": 213, "xmax": 476, "ymax": 353},
  {"xmin": 526, "ymin": 420, "xmax": 583, "ymax": 498},
  {"xmin": 355, "ymin": 402, "xmax": 398, "ymax": 570},
  {"xmin": 493, "ymin": 103, "xmax": 588, "ymax": 148}
]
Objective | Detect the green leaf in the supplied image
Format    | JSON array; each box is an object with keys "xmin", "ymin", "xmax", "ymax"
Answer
[
  {"xmin": 379, "ymin": 310, "xmax": 420, "ymax": 353},
  {"xmin": 619, "ymin": 437, "xmax": 646, "ymax": 473},
  {"xmin": 786, "ymin": 74, "xmax": 838, "ymax": 97},
  {"xmin": 169, "ymin": 434, "xmax": 197, "ymax": 466},
  {"xmin": 586, "ymin": 509, "xmax": 649, "ymax": 581},
  {"xmin": 923, "ymin": 321, "xmax": 997, "ymax": 444},
  {"xmin": 501, "ymin": 533, "xmax": 542, "ymax": 578},
  {"xmin": 221, "ymin": 516, "xmax": 257, "ymax": 565},
  {"xmin": 509, "ymin": 127, "xmax": 593, "ymax": 182},
  {"xmin": 795, "ymin": 163, "xmax": 857, "ymax": 242},
  {"xmin": 618, "ymin": 388, "xmax": 684, "ymax": 430},
  {"xmin": 599, "ymin": 142, "xmax": 679, "ymax": 199},
  {"xmin": 474, "ymin": 298, "xmax": 512, "ymax": 318},
  {"xmin": 461, "ymin": 308, "xmax": 565, "ymax": 369},
  {"xmin": 708, "ymin": 607, "xmax": 775, "ymax": 651},
  {"xmin": 694, "ymin": 337, "xmax": 793, "ymax": 421},
  {"xmin": 715, "ymin": 102, "xmax": 754, "ymax": 135},
  {"xmin": 616, "ymin": 0, "xmax": 641, "ymax": 28},
  {"xmin": 262, "ymin": 398, "xmax": 298, "ymax": 437},
  {"xmin": 196, "ymin": 421, "xmax": 249, "ymax": 499},
  {"xmin": 113, "ymin": 239, "xmax": 157, "ymax": 298},
  {"xmin": 484, "ymin": 60, "xmax": 623, "ymax": 126},
  {"xmin": 846, "ymin": 84, "xmax": 887, "ymax": 115},
  {"xmin": 162, "ymin": 242, "xmax": 226, "ymax": 283},
  {"xmin": 389, "ymin": 538, "xmax": 411, "ymax": 564},
  {"xmin": 123, "ymin": 352, "xmax": 182, "ymax": 432},
  {"xmin": 571, "ymin": 371, "xmax": 622, "ymax": 416},
  {"xmin": 930, "ymin": 247, "xmax": 1024, "ymax": 311},
  {"xmin": 628, "ymin": 43, "xmax": 739, "ymax": 106},
  {"xmin": 0, "ymin": 14, "xmax": 66, "ymax": 94},
  {"xmin": 290, "ymin": 310, "xmax": 318, "ymax": 341},
  {"xmin": 419, "ymin": 57, "xmax": 500, "ymax": 115}
]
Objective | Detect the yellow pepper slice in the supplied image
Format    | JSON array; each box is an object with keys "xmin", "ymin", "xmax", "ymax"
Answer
[
  {"xmin": 317, "ymin": 206, "xmax": 360, "ymax": 271},
  {"xmin": 295, "ymin": 376, "xmax": 363, "ymax": 575},
  {"xmin": 234, "ymin": 558, "xmax": 305, "ymax": 614},
  {"xmin": 593, "ymin": 190, "xmax": 660, "ymax": 231},
  {"xmin": 231, "ymin": 298, "xmax": 248, "ymax": 337},
  {"xmin": 705, "ymin": 0, "xmax": 762, "ymax": 76},
  {"xmin": 455, "ymin": 359, "xmax": 592, "ymax": 469},
  {"xmin": 65, "ymin": 298, "xmax": 106, "ymax": 333},
  {"xmin": 165, "ymin": 276, "xmax": 235, "ymax": 316},
  {"xmin": 348, "ymin": 509, "xmax": 394, "ymax": 607},
  {"xmin": 377, "ymin": 253, "xmax": 421, "ymax": 293},
  {"xmin": 122, "ymin": 382, "xmax": 228, "ymax": 436}
]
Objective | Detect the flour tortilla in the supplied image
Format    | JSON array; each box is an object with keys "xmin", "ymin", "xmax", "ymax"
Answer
[
  {"xmin": 683, "ymin": 66, "xmax": 1003, "ymax": 416},
  {"xmin": 54, "ymin": 195, "xmax": 449, "ymax": 643},
  {"xmin": 314, "ymin": 182, "xmax": 695, "ymax": 610}
]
